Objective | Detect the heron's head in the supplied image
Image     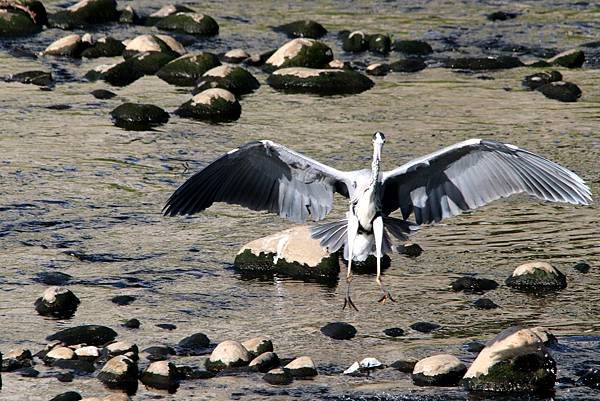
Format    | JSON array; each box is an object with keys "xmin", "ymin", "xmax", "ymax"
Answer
[{"xmin": 372, "ymin": 132, "xmax": 385, "ymax": 162}]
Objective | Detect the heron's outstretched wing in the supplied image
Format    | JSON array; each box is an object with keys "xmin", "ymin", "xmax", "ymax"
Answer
[
  {"xmin": 381, "ymin": 139, "xmax": 592, "ymax": 225},
  {"xmin": 163, "ymin": 140, "xmax": 353, "ymax": 222}
]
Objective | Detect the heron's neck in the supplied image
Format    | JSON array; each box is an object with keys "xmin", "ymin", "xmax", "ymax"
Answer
[{"xmin": 370, "ymin": 150, "xmax": 381, "ymax": 186}]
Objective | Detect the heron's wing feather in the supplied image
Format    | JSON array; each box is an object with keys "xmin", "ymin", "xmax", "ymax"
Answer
[
  {"xmin": 163, "ymin": 140, "xmax": 353, "ymax": 222},
  {"xmin": 381, "ymin": 139, "xmax": 591, "ymax": 225}
]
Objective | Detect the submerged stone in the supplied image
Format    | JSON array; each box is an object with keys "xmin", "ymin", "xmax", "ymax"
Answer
[
  {"xmin": 34, "ymin": 286, "xmax": 80, "ymax": 318},
  {"xmin": 46, "ymin": 325, "xmax": 117, "ymax": 346},
  {"xmin": 267, "ymin": 67, "xmax": 374, "ymax": 95},
  {"xmin": 383, "ymin": 327, "xmax": 405, "ymax": 337},
  {"xmin": 193, "ymin": 65, "xmax": 259, "ymax": 96},
  {"xmin": 342, "ymin": 31, "xmax": 368, "ymax": 52},
  {"xmin": 451, "ymin": 276, "xmax": 499, "ymax": 293},
  {"xmin": 157, "ymin": 52, "xmax": 221, "ymax": 86},
  {"xmin": 412, "ymin": 354, "xmax": 466, "ymax": 386},
  {"xmin": 155, "ymin": 12, "xmax": 218, "ymax": 36},
  {"xmin": 234, "ymin": 226, "xmax": 340, "ymax": 281},
  {"xmin": 538, "ymin": 81, "xmax": 582, "ymax": 102},
  {"xmin": 265, "ymin": 38, "xmax": 333, "ymax": 71},
  {"xmin": 522, "ymin": 70, "xmax": 562, "ymax": 90},
  {"xmin": 410, "ymin": 322, "xmax": 440, "ymax": 333},
  {"xmin": 368, "ymin": 33, "xmax": 391, "ymax": 54},
  {"xmin": 273, "ymin": 20, "xmax": 327, "ymax": 39},
  {"xmin": 48, "ymin": 0, "xmax": 119, "ymax": 29},
  {"xmin": 389, "ymin": 58, "xmax": 427, "ymax": 73},
  {"xmin": 443, "ymin": 56, "xmax": 523, "ymax": 70},
  {"xmin": 175, "ymin": 88, "xmax": 241, "ymax": 122},
  {"xmin": 487, "ymin": 11, "xmax": 518, "ymax": 21},
  {"xmin": 505, "ymin": 261, "xmax": 567, "ymax": 291},
  {"xmin": 320, "ymin": 322, "xmax": 356, "ymax": 340},
  {"xmin": 393, "ymin": 40, "xmax": 433, "ymax": 55},
  {"xmin": 7, "ymin": 70, "xmax": 52, "ymax": 86},
  {"xmin": 473, "ymin": 298, "xmax": 499, "ymax": 310},
  {"xmin": 573, "ymin": 261, "xmax": 591, "ymax": 273},
  {"xmin": 547, "ymin": 49, "xmax": 585, "ymax": 68},
  {"xmin": 205, "ymin": 340, "xmax": 250, "ymax": 371},
  {"xmin": 110, "ymin": 103, "xmax": 169, "ymax": 131}
]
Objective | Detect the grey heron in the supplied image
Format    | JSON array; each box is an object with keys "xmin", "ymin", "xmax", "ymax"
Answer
[{"xmin": 164, "ymin": 133, "xmax": 592, "ymax": 310}]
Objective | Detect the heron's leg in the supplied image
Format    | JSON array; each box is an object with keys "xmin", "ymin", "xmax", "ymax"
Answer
[
  {"xmin": 373, "ymin": 215, "xmax": 395, "ymax": 304},
  {"xmin": 344, "ymin": 214, "xmax": 359, "ymax": 311}
]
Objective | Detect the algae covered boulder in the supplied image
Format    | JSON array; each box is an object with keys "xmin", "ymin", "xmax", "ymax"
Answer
[
  {"xmin": 389, "ymin": 58, "xmax": 427, "ymax": 73},
  {"xmin": 368, "ymin": 33, "xmax": 391, "ymax": 54},
  {"xmin": 538, "ymin": 81, "xmax": 582, "ymax": 102},
  {"xmin": 505, "ymin": 261, "xmax": 567, "ymax": 292},
  {"xmin": 123, "ymin": 34, "xmax": 186, "ymax": 59},
  {"xmin": 0, "ymin": 1, "xmax": 47, "ymax": 37},
  {"xmin": 393, "ymin": 40, "xmax": 433, "ymax": 55},
  {"xmin": 110, "ymin": 103, "xmax": 169, "ymax": 131},
  {"xmin": 412, "ymin": 354, "xmax": 466, "ymax": 386},
  {"xmin": 547, "ymin": 49, "xmax": 585, "ymax": 68},
  {"xmin": 7, "ymin": 70, "xmax": 53, "ymax": 86},
  {"xmin": 85, "ymin": 61, "xmax": 144, "ymax": 87},
  {"xmin": 462, "ymin": 326, "xmax": 556, "ymax": 394},
  {"xmin": 157, "ymin": 52, "xmax": 221, "ymax": 86},
  {"xmin": 175, "ymin": 88, "xmax": 241, "ymax": 122},
  {"xmin": 265, "ymin": 38, "xmax": 333, "ymax": 71},
  {"xmin": 156, "ymin": 12, "xmax": 218, "ymax": 36},
  {"xmin": 342, "ymin": 31, "xmax": 368, "ymax": 52},
  {"xmin": 80, "ymin": 36, "xmax": 125, "ymax": 58},
  {"xmin": 267, "ymin": 67, "xmax": 374, "ymax": 95},
  {"xmin": 193, "ymin": 65, "xmax": 259, "ymax": 96},
  {"xmin": 49, "ymin": 0, "xmax": 119, "ymax": 29},
  {"xmin": 205, "ymin": 340, "xmax": 250, "ymax": 371},
  {"xmin": 222, "ymin": 48, "xmax": 250, "ymax": 63},
  {"xmin": 234, "ymin": 226, "xmax": 339, "ymax": 281},
  {"xmin": 273, "ymin": 20, "xmax": 327, "ymax": 39}
]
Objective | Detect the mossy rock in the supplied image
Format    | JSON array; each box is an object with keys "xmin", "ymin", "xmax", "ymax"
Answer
[
  {"xmin": 156, "ymin": 12, "xmax": 218, "ymax": 36},
  {"xmin": 157, "ymin": 53, "xmax": 221, "ymax": 86},
  {"xmin": 128, "ymin": 51, "xmax": 177, "ymax": 75},
  {"xmin": 122, "ymin": 34, "xmax": 184, "ymax": 59},
  {"xmin": 110, "ymin": 103, "xmax": 169, "ymax": 131},
  {"xmin": 273, "ymin": 20, "xmax": 327, "ymax": 39},
  {"xmin": 81, "ymin": 37, "xmax": 124, "ymax": 58},
  {"xmin": 537, "ymin": 81, "xmax": 582, "ymax": 102},
  {"xmin": 368, "ymin": 34, "xmax": 391, "ymax": 54},
  {"xmin": 389, "ymin": 58, "xmax": 427, "ymax": 73},
  {"xmin": 342, "ymin": 31, "xmax": 368, "ymax": 52},
  {"xmin": 193, "ymin": 65, "xmax": 259, "ymax": 96},
  {"xmin": 48, "ymin": 0, "xmax": 118, "ymax": 29},
  {"xmin": 85, "ymin": 60, "xmax": 144, "ymax": 87},
  {"xmin": 547, "ymin": 49, "xmax": 585, "ymax": 68},
  {"xmin": 145, "ymin": 4, "xmax": 194, "ymax": 26},
  {"xmin": 505, "ymin": 262, "xmax": 567, "ymax": 291},
  {"xmin": 393, "ymin": 40, "xmax": 433, "ymax": 55},
  {"xmin": 443, "ymin": 56, "xmax": 523, "ymax": 70},
  {"xmin": 0, "ymin": 9, "xmax": 40, "ymax": 36},
  {"xmin": 175, "ymin": 88, "xmax": 241, "ymax": 122},
  {"xmin": 8, "ymin": 70, "xmax": 53, "ymax": 86},
  {"xmin": 265, "ymin": 38, "xmax": 333, "ymax": 71},
  {"xmin": 267, "ymin": 67, "xmax": 374, "ymax": 95},
  {"xmin": 522, "ymin": 71, "xmax": 562, "ymax": 90}
]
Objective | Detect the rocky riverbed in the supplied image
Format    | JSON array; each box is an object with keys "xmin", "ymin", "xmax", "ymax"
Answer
[{"xmin": 1, "ymin": 0, "xmax": 600, "ymax": 400}]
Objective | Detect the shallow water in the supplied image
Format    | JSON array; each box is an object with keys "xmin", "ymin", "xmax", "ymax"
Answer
[{"xmin": 1, "ymin": 0, "xmax": 600, "ymax": 400}]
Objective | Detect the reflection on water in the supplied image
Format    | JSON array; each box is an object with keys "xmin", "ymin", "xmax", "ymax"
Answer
[{"xmin": 1, "ymin": 0, "xmax": 600, "ymax": 400}]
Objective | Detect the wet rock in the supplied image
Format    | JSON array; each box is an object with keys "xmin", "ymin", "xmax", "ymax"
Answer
[
  {"xmin": 368, "ymin": 34, "xmax": 391, "ymax": 54},
  {"xmin": 391, "ymin": 359, "xmax": 416, "ymax": 373},
  {"xmin": 413, "ymin": 354, "xmax": 466, "ymax": 386},
  {"xmin": 34, "ymin": 271, "xmax": 73, "ymax": 285},
  {"xmin": 147, "ymin": 4, "xmax": 194, "ymax": 25},
  {"xmin": 465, "ymin": 341, "xmax": 485, "ymax": 353},
  {"xmin": 242, "ymin": 337, "xmax": 273, "ymax": 359},
  {"xmin": 264, "ymin": 368, "xmax": 293, "ymax": 385},
  {"xmin": 328, "ymin": 59, "xmax": 350, "ymax": 69},
  {"xmin": 547, "ymin": 49, "xmax": 585, "ymax": 68},
  {"xmin": 85, "ymin": 62, "xmax": 143, "ymax": 87},
  {"xmin": 122, "ymin": 318, "xmax": 140, "ymax": 329},
  {"xmin": 366, "ymin": 63, "xmax": 389, "ymax": 76},
  {"xmin": 473, "ymin": 298, "xmax": 499, "ymax": 310},
  {"xmin": 397, "ymin": 242, "xmax": 423, "ymax": 257},
  {"xmin": 343, "ymin": 357, "xmax": 383, "ymax": 375},
  {"xmin": 47, "ymin": 325, "xmax": 117, "ymax": 346},
  {"xmin": 393, "ymin": 40, "xmax": 433, "ymax": 55},
  {"xmin": 141, "ymin": 361, "xmax": 178, "ymax": 390},
  {"xmin": 6, "ymin": 70, "xmax": 53, "ymax": 86},
  {"xmin": 141, "ymin": 345, "xmax": 176, "ymax": 361},
  {"xmin": 175, "ymin": 365, "xmax": 215, "ymax": 380},
  {"xmin": 249, "ymin": 352, "xmax": 280, "ymax": 373},
  {"xmin": 42, "ymin": 34, "xmax": 86, "ymax": 57},
  {"xmin": 389, "ymin": 58, "xmax": 427, "ymax": 73},
  {"xmin": 193, "ymin": 65, "xmax": 259, "ymax": 96},
  {"xmin": 74, "ymin": 345, "xmax": 100, "ymax": 361},
  {"xmin": 106, "ymin": 341, "xmax": 138, "ymax": 360},
  {"xmin": 284, "ymin": 356, "xmax": 317, "ymax": 378},
  {"xmin": 343, "ymin": 31, "xmax": 368, "ymax": 52},
  {"xmin": 111, "ymin": 295, "xmax": 135, "ymax": 305},
  {"xmin": 383, "ymin": 327, "xmax": 405, "ymax": 337},
  {"xmin": 57, "ymin": 372, "xmax": 74, "ymax": 382},
  {"xmin": 443, "ymin": 56, "xmax": 523, "ymax": 70},
  {"xmin": 577, "ymin": 368, "xmax": 600, "ymax": 389},
  {"xmin": 462, "ymin": 326, "xmax": 556, "ymax": 393},
  {"xmin": 205, "ymin": 340, "xmax": 250, "ymax": 371},
  {"xmin": 505, "ymin": 261, "xmax": 567, "ymax": 291},
  {"xmin": 273, "ymin": 20, "xmax": 327, "ymax": 39},
  {"xmin": 573, "ymin": 261, "xmax": 591, "ymax": 273},
  {"xmin": 487, "ymin": 11, "xmax": 518, "ymax": 21},
  {"xmin": 91, "ymin": 89, "xmax": 116, "ymax": 99},
  {"xmin": 49, "ymin": 0, "xmax": 119, "ymax": 30},
  {"xmin": 320, "ymin": 322, "xmax": 356, "ymax": 340},
  {"xmin": 175, "ymin": 88, "xmax": 241, "ymax": 122},
  {"xmin": 244, "ymin": 49, "xmax": 276, "ymax": 67},
  {"xmin": 157, "ymin": 53, "xmax": 220, "ymax": 86},
  {"xmin": 49, "ymin": 392, "xmax": 82, "ymax": 401},
  {"xmin": 130, "ymin": 51, "xmax": 179, "ymax": 75},
  {"xmin": 97, "ymin": 355, "xmax": 138, "ymax": 391},
  {"xmin": 34, "ymin": 286, "xmax": 80, "ymax": 318},
  {"xmin": 44, "ymin": 346, "xmax": 75, "ymax": 363},
  {"xmin": 16, "ymin": 366, "xmax": 39, "ymax": 377},
  {"xmin": 177, "ymin": 332, "xmax": 210, "ymax": 356},
  {"xmin": 118, "ymin": 5, "xmax": 140, "ymax": 25},
  {"xmin": 156, "ymin": 12, "xmax": 218, "ymax": 36},
  {"xmin": 80, "ymin": 37, "xmax": 124, "ymax": 58},
  {"xmin": 2, "ymin": 348, "xmax": 33, "ymax": 371},
  {"xmin": 267, "ymin": 67, "xmax": 374, "ymax": 95},
  {"xmin": 222, "ymin": 48, "xmax": 249, "ymax": 63},
  {"xmin": 110, "ymin": 103, "xmax": 169, "ymax": 131},
  {"xmin": 123, "ymin": 34, "xmax": 185, "ymax": 59},
  {"xmin": 52, "ymin": 359, "xmax": 95, "ymax": 373},
  {"xmin": 451, "ymin": 276, "xmax": 499, "ymax": 293},
  {"xmin": 0, "ymin": 1, "xmax": 46, "ymax": 37},
  {"xmin": 410, "ymin": 322, "xmax": 440, "ymax": 333},
  {"xmin": 522, "ymin": 71, "xmax": 562, "ymax": 90},
  {"xmin": 538, "ymin": 81, "xmax": 582, "ymax": 102},
  {"xmin": 265, "ymin": 38, "xmax": 333, "ymax": 71}
]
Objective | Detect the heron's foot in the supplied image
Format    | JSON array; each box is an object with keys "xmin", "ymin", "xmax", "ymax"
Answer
[
  {"xmin": 343, "ymin": 296, "xmax": 359, "ymax": 311},
  {"xmin": 377, "ymin": 291, "xmax": 396, "ymax": 304}
]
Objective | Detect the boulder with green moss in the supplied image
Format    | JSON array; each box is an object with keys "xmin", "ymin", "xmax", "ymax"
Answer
[
  {"xmin": 85, "ymin": 61, "xmax": 144, "ymax": 87},
  {"xmin": 505, "ymin": 261, "xmax": 567, "ymax": 292},
  {"xmin": 156, "ymin": 12, "xmax": 218, "ymax": 36},
  {"xmin": 81, "ymin": 36, "xmax": 125, "ymax": 58},
  {"xmin": 273, "ymin": 20, "xmax": 327, "ymax": 39},
  {"xmin": 42, "ymin": 34, "xmax": 87, "ymax": 57},
  {"xmin": 547, "ymin": 49, "xmax": 585, "ymax": 68},
  {"xmin": 412, "ymin": 354, "xmax": 466, "ymax": 386},
  {"xmin": 368, "ymin": 33, "xmax": 391, "ymax": 54},
  {"xmin": 110, "ymin": 103, "xmax": 169, "ymax": 131},
  {"xmin": 145, "ymin": 4, "xmax": 194, "ymax": 25},
  {"xmin": 122, "ymin": 34, "xmax": 186, "ymax": 59},
  {"xmin": 205, "ymin": 340, "xmax": 250, "ymax": 372},
  {"xmin": 267, "ymin": 67, "xmax": 374, "ymax": 95},
  {"xmin": 234, "ymin": 226, "xmax": 340, "ymax": 282},
  {"xmin": 157, "ymin": 53, "xmax": 221, "ymax": 86},
  {"xmin": 175, "ymin": 88, "xmax": 241, "ymax": 122},
  {"xmin": 0, "ymin": 1, "xmax": 47, "ymax": 36},
  {"xmin": 265, "ymin": 38, "xmax": 333, "ymax": 71},
  {"xmin": 462, "ymin": 326, "xmax": 556, "ymax": 394},
  {"xmin": 342, "ymin": 31, "xmax": 368, "ymax": 52},
  {"xmin": 193, "ymin": 65, "xmax": 259, "ymax": 96},
  {"xmin": 48, "ymin": 0, "xmax": 118, "ymax": 29},
  {"xmin": 393, "ymin": 40, "xmax": 433, "ymax": 55}
]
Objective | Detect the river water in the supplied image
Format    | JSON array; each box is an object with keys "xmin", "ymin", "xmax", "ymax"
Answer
[{"xmin": 1, "ymin": 0, "xmax": 599, "ymax": 400}]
